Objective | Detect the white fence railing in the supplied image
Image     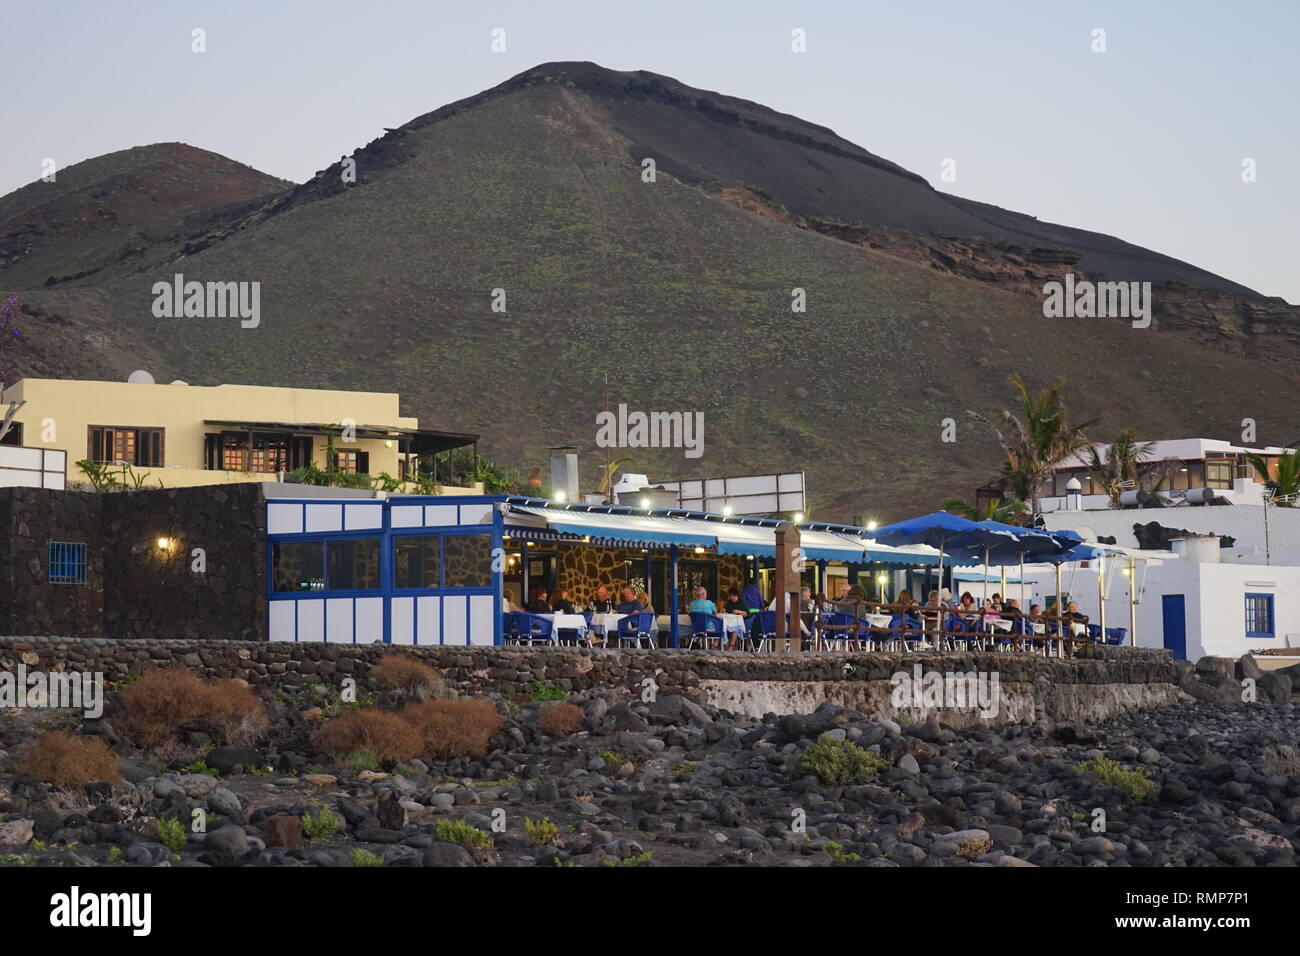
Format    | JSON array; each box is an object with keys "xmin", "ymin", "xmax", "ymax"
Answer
[{"xmin": 0, "ymin": 445, "xmax": 67, "ymax": 489}]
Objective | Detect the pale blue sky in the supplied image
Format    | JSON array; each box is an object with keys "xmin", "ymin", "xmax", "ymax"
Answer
[{"xmin": 6, "ymin": 0, "xmax": 1297, "ymax": 301}]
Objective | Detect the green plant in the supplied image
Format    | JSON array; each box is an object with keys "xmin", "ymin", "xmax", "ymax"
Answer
[
  {"xmin": 342, "ymin": 749, "xmax": 380, "ymax": 772},
  {"xmin": 0, "ymin": 853, "xmax": 36, "ymax": 866},
  {"xmin": 75, "ymin": 459, "xmax": 120, "ymax": 492},
  {"xmin": 106, "ymin": 846, "xmax": 122, "ymax": 863},
  {"xmin": 531, "ymin": 682, "xmax": 568, "ymax": 702},
  {"xmin": 1247, "ymin": 441, "xmax": 1300, "ymax": 506},
  {"xmin": 822, "ymin": 841, "xmax": 860, "ymax": 864},
  {"xmin": 601, "ymin": 851, "xmax": 652, "ymax": 867},
  {"xmin": 155, "ymin": 818, "xmax": 187, "ymax": 853},
  {"xmin": 351, "ymin": 848, "xmax": 384, "ymax": 867},
  {"xmin": 968, "ymin": 374, "xmax": 1098, "ymax": 515},
  {"xmin": 600, "ymin": 750, "xmax": 625, "ymax": 770},
  {"xmin": 434, "ymin": 819, "xmax": 494, "ymax": 853},
  {"xmin": 524, "ymin": 817, "xmax": 561, "ymax": 846},
  {"xmin": 184, "ymin": 759, "xmax": 219, "ymax": 777},
  {"xmin": 671, "ymin": 761, "xmax": 697, "ymax": 777},
  {"xmin": 301, "ymin": 806, "xmax": 341, "ymax": 841},
  {"xmin": 30, "ymin": 839, "xmax": 47, "ymax": 851},
  {"xmin": 796, "ymin": 734, "xmax": 890, "ymax": 786},
  {"xmin": 1074, "ymin": 757, "xmax": 1155, "ymax": 803}
]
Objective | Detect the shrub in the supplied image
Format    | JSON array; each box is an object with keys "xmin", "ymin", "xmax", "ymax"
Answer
[
  {"xmin": 368, "ymin": 656, "xmax": 445, "ymax": 703},
  {"xmin": 524, "ymin": 817, "xmax": 560, "ymax": 846},
  {"xmin": 1074, "ymin": 757, "xmax": 1155, "ymax": 803},
  {"xmin": 531, "ymin": 682, "xmax": 568, "ymax": 702},
  {"xmin": 301, "ymin": 806, "xmax": 340, "ymax": 841},
  {"xmin": 434, "ymin": 818, "xmax": 494, "ymax": 853},
  {"xmin": 155, "ymin": 818, "xmax": 186, "ymax": 852},
  {"xmin": 118, "ymin": 670, "xmax": 269, "ymax": 750},
  {"xmin": 401, "ymin": 698, "xmax": 503, "ymax": 761},
  {"xmin": 823, "ymin": 841, "xmax": 861, "ymax": 864},
  {"xmin": 312, "ymin": 709, "xmax": 424, "ymax": 764},
  {"xmin": 16, "ymin": 732, "xmax": 121, "ymax": 789},
  {"xmin": 351, "ymin": 848, "xmax": 384, "ymax": 867},
  {"xmin": 341, "ymin": 749, "xmax": 380, "ymax": 772},
  {"xmin": 796, "ymin": 734, "xmax": 890, "ymax": 786},
  {"xmin": 538, "ymin": 701, "xmax": 583, "ymax": 737}
]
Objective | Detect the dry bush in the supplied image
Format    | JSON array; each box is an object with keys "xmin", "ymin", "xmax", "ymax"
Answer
[
  {"xmin": 538, "ymin": 701, "xmax": 584, "ymax": 737},
  {"xmin": 118, "ymin": 670, "xmax": 269, "ymax": 751},
  {"xmin": 402, "ymin": 698, "xmax": 504, "ymax": 761},
  {"xmin": 17, "ymin": 732, "xmax": 121, "ymax": 789},
  {"xmin": 368, "ymin": 655, "xmax": 446, "ymax": 702},
  {"xmin": 312, "ymin": 708, "xmax": 425, "ymax": 764}
]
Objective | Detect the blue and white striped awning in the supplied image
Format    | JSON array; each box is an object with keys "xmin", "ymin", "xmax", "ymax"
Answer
[{"xmin": 505, "ymin": 505, "xmax": 952, "ymax": 565}]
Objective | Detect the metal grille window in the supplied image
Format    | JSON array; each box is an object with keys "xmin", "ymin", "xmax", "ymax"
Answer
[
  {"xmin": 1245, "ymin": 593, "xmax": 1275, "ymax": 638},
  {"xmin": 48, "ymin": 541, "xmax": 88, "ymax": 585}
]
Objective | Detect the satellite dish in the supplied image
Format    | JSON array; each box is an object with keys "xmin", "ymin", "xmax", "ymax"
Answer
[{"xmin": 127, "ymin": 369, "xmax": 155, "ymax": 385}]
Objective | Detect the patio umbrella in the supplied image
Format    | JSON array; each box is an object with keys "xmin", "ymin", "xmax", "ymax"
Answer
[{"xmin": 871, "ymin": 512, "xmax": 1014, "ymax": 648}]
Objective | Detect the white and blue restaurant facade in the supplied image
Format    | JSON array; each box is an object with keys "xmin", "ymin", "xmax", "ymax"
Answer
[{"xmin": 264, "ymin": 493, "xmax": 951, "ymax": 647}]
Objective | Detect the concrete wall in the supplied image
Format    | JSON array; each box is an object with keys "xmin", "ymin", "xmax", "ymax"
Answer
[
  {"xmin": 0, "ymin": 637, "xmax": 1192, "ymax": 726},
  {"xmin": 1, "ymin": 378, "xmax": 420, "ymax": 486},
  {"xmin": 1043, "ymin": 505, "xmax": 1300, "ymax": 566},
  {"xmin": 1026, "ymin": 560, "xmax": 1300, "ymax": 660}
]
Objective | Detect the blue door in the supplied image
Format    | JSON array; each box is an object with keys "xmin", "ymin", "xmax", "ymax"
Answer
[{"xmin": 1162, "ymin": 594, "xmax": 1186, "ymax": 659}]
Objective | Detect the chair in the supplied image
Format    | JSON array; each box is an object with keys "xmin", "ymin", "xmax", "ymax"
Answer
[
  {"xmin": 616, "ymin": 612, "xmax": 656, "ymax": 649},
  {"xmin": 501, "ymin": 613, "xmax": 519, "ymax": 645},
  {"xmin": 512, "ymin": 612, "xmax": 554, "ymax": 646},
  {"xmin": 821, "ymin": 612, "xmax": 860, "ymax": 652},
  {"xmin": 945, "ymin": 615, "xmax": 975, "ymax": 652},
  {"xmin": 687, "ymin": 612, "xmax": 726, "ymax": 650},
  {"xmin": 749, "ymin": 611, "xmax": 777, "ymax": 652},
  {"xmin": 1086, "ymin": 624, "xmax": 1102, "ymax": 642},
  {"xmin": 1104, "ymin": 627, "xmax": 1127, "ymax": 645}
]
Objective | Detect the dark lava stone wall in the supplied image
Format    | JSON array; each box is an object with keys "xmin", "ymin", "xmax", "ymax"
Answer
[
  {"xmin": 0, "ymin": 484, "xmax": 266, "ymax": 641},
  {"xmin": 101, "ymin": 483, "xmax": 267, "ymax": 641},
  {"xmin": 0, "ymin": 488, "xmax": 105, "ymax": 636}
]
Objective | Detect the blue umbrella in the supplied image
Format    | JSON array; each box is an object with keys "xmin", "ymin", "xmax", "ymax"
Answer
[{"xmin": 871, "ymin": 512, "xmax": 1015, "ymax": 645}]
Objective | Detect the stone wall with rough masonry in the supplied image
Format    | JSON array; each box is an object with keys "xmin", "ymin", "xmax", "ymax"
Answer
[{"xmin": 0, "ymin": 637, "xmax": 1194, "ymax": 725}]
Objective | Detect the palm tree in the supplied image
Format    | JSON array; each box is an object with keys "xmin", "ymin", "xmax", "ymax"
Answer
[
  {"xmin": 940, "ymin": 497, "xmax": 1028, "ymax": 524},
  {"xmin": 968, "ymin": 374, "xmax": 1097, "ymax": 517},
  {"xmin": 1083, "ymin": 429, "xmax": 1159, "ymax": 507},
  {"xmin": 1246, "ymin": 442, "xmax": 1300, "ymax": 506}
]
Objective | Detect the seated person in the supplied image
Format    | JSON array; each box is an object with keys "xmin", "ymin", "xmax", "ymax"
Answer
[
  {"xmin": 526, "ymin": 588, "xmax": 552, "ymax": 614},
  {"xmin": 833, "ymin": 584, "xmax": 870, "ymax": 616},
  {"xmin": 723, "ymin": 588, "xmax": 748, "ymax": 615},
  {"xmin": 1002, "ymin": 598, "xmax": 1023, "ymax": 618},
  {"xmin": 550, "ymin": 588, "xmax": 575, "ymax": 614},
  {"xmin": 589, "ymin": 586, "xmax": 615, "ymax": 613},
  {"xmin": 636, "ymin": 591, "xmax": 655, "ymax": 615},
  {"xmin": 688, "ymin": 587, "xmax": 717, "ymax": 615},
  {"xmin": 920, "ymin": 589, "xmax": 948, "ymax": 636},
  {"xmin": 502, "ymin": 589, "xmax": 520, "ymax": 614},
  {"xmin": 614, "ymin": 587, "xmax": 643, "ymax": 615},
  {"xmin": 956, "ymin": 591, "xmax": 979, "ymax": 619},
  {"xmin": 741, "ymin": 583, "xmax": 765, "ymax": 613},
  {"xmin": 986, "ymin": 592, "xmax": 1004, "ymax": 614}
]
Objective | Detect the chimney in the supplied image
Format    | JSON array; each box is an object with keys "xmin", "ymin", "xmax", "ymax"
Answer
[
  {"xmin": 549, "ymin": 446, "xmax": 579, "ymax": 502},
  {"xmin": 1170, "ymin": 534, "xmax": 1221, "ymax": 564}
]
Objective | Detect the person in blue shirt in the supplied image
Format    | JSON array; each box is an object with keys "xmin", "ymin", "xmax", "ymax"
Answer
[
  {"xmin": 614, "ymin": 587, "xmax": 644, "ymax": 614},
  {"xmin": 687, "ymin": 587, "xmax": 716, "ymax": 615}
]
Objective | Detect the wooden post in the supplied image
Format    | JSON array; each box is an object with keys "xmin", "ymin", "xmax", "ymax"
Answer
[{"xmin": 775, "ymin": 525, "xmax": 801, "ymax": 652}]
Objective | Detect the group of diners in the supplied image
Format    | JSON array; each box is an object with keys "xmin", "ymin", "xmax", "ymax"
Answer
[{"xmin": 501, "ymin": 579, "xmax": 1099, "ymax": 653}]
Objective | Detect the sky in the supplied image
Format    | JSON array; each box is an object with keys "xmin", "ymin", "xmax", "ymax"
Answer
[{"xmin": 5, "ymin": 0, "xmax": 1297, "ymax": 302}]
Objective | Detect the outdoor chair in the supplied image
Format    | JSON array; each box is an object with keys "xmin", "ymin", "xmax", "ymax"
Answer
[
  {"xmin": 1103, "ymin": 627, "xmax": 1127, "ymax": 645},
  {"xmin": 502, "ymin": 613, "xmax": 519, "ymax": 645},
  {"xmin": 749, "ymin": 611, "xmax": 777, "ymax": 652},
  {"xmin": 1086, "ymin": 624, "xmax": 1102, "ymax": 642},
  {"xmin": 687, "ymin": 612, "xmax": 726, "ymax": 650},
  {"xmin": 512, "ymin": 612, "xmax": 554, "ymax": 646},
  {"xmin": 945, "ymin": 615, "xmax": 976, "ymax": 652},
  {"xmin": 821, "ymin": 612, "xmax": 861, "ymax": 652},
  {"xmin": 616, "ymin": 611, "xmax": 657, "ymax": 649}
]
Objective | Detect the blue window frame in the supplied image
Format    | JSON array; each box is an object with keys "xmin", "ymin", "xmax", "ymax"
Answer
[
  {"xmin": 1245, "ymin": 593, "xmax": 1275, "ymax": 638},
  {"xmin": 49, "ymin": 541, "xmax": 88, "ymax": 585}
]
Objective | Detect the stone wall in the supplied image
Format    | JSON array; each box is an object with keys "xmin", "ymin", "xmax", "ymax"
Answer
[
  {"xmin": 0, "ymin": 489, "xmax": 105, "ymax": 636},
  {"xmin": 0, "ymin": 484, "xmax": 266, "ymax": 641},
  {"xmin": 101, "ymin": 483, "xmax": 267, "ymax": 641},
  {"xmin": 0, "ymin": 636, "xmax": 1194, "ymax": 725},
  {"xmin": 552, "ymin": 545, "xmax": 748, "ymax": 606}
]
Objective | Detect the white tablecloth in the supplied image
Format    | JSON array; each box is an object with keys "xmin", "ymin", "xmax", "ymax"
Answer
[
  {"xmin": 537, "ymin": 613, "xmax": 588, "ymax": 635},
  {"xmin": 988, "ymin": 618, "xmax": 1013, "ymax": 633},
  {"xmin": 1070, "ymin": 622, "xmax": 1087, "ymax": 637},
  {"xmin": 1030, "ymin": 622, "xmax": 1046, "ymax": 635},
  {"xmin": 588, "ymin": 613, "xmax": 625, "ymax": 634},
  {"xmin": 718, "ymin": 612, "xmax": 747, "ymax": 636},
  {"xmin": 864, "ymin": 613, "xmax": 893, "ymax": 628}
]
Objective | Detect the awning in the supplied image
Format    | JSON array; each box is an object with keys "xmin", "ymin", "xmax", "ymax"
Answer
[{"xmin": 505, "ymin": 504, "xmax": 951, "ymax": 565}]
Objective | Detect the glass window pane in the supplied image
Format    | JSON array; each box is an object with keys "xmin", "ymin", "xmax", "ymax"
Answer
[
  {"xmin": 443, "ymin": 534, "xmax": 493, "ymax": 588},
  {"xmin": 327, "ymin": 538, "xmax": 380, "ymax": 590},
  {"xmin": 394, "ymin": 536, "xmax": 440, "ymax": 589},
  {"xmin": 273, "ymin": 541, "xmax": 325, "ymax": 591}
]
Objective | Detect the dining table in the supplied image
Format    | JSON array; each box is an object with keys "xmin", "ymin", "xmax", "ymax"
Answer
[{"xmin": 536, "ymin": 613, "xmax": 589, "ymax": 640}]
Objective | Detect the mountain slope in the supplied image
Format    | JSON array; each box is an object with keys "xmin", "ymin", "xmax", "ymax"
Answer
[{"xmin": 2, "ymin": 63, "xmax": 1296, "ymax": 520}]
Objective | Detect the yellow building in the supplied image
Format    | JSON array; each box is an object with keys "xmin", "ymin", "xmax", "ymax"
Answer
[{"xmin": 0, "ymin": 376, "xmax": 481, "ymax": 491}]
